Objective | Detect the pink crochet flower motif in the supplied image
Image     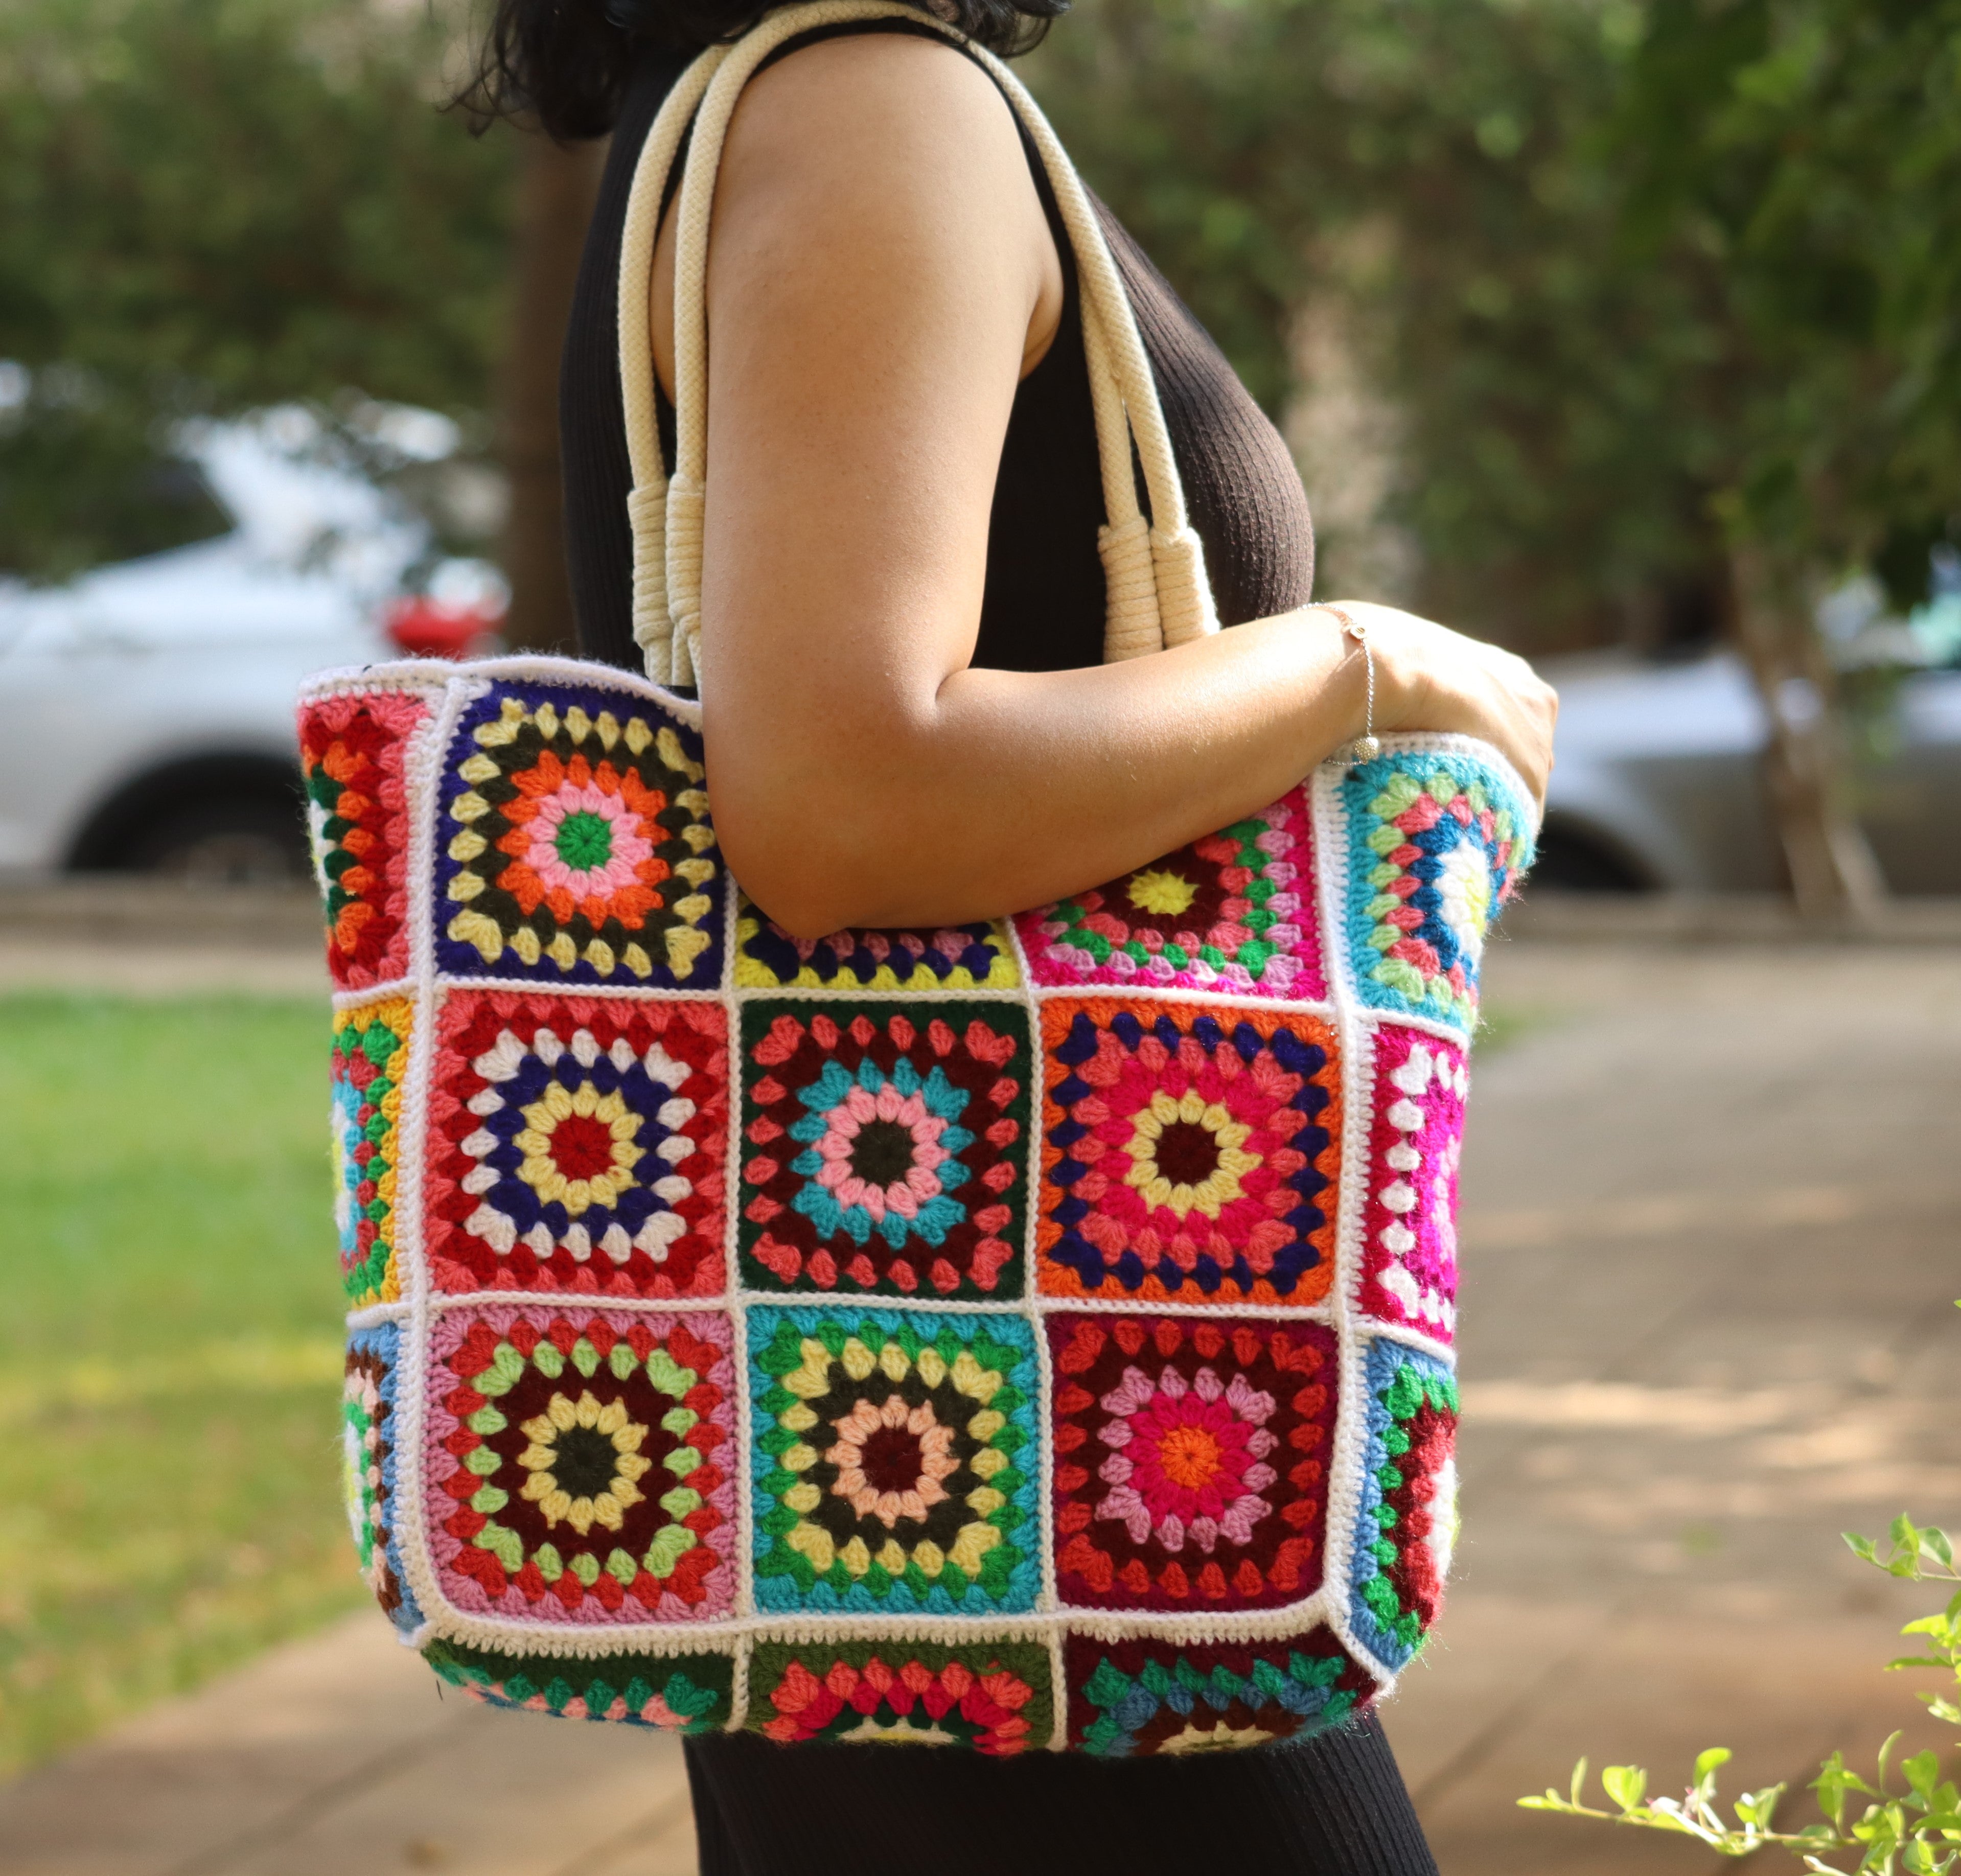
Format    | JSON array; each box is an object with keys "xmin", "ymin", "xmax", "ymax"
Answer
[
  {"xmin": 809, "ymin": 1083, "xmax": 957, "ymax": 1227},
  {"xmin": 520, "ymin": 779, "xmax": 656, "ymax": 901},
  {"xmin": 1095, "ymin": 1363, "xmax": 1279, "ymax": 1553},
  {"xmin": 1086, "ymin": 1038, "xmax": 1312, "ymax": 1276},
  {"xmin": 825, "ymin": 1395, "xmax": 960, "ymax": 1527}
]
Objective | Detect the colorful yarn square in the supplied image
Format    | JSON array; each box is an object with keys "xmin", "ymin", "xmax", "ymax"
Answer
[
  {"xmin": 733, "ymin": 897, "xmax": 1019, "ymax": 989},
  {"xmin": 332, "ymin": 998, "xmax": 413, "ymax": 1306},
  {"xmin": 1065, "ymin": 1630, "xmax": 1373, "ymax": 1756},
  {"xmin": 747, "ymin": 1305, "xmax": 1040, "ymax": 1614},
  {"xmin": 748, "ymin": 1638, "xmax": 1051, "ymax": 1754},
  {"xmin": 426, "ymin": 991, "xmax": 727, "ymax": 1299},
  {"xmin": 424, "ymin": 1306, "xmax": 737, "ymax": 1624},
  {"xmin": 737, "ymin": 1001, "xmax": 1032, "ymax": 1299},
  {"xmin": 1347, "ymin": 1339, "xmax": 1458, "ymax": 1671},
  {"xmin": 300, "ymin": 689, "xmax": 428, "ymax": 988},
  {"xmin": 1047, "ymin": 1313, "xmax": 1338, "ymax": 1611},
  {"xmin": 1340, "ymin": 750, "xmax": 1532, "ymax": 1031},
  {"xmin": 1358, "ymin": 1026, "xmax": 1466, "ymax": 1341},
  {"xmin": 342, "ymin": 1325, "xmax": 422, "ymax": 1637},
  {"xmin": 424, "ymin": 1638, "xmax": 733, "ymax": 1731},
  {"xmin": 435, "ymin": 682, "xmax": 723, "ymax": 987},
  {"xmin": 1014, "ymin": 787, "xmax": 1326, "ymax": 998},
  {"xmin": 1037, "ymin": 998, "xmax": 1340, "ymax": 1305}
]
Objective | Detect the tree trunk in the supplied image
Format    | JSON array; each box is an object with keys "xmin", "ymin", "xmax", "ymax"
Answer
[
  {"xmin": 496, "ymin": 132, "xmax": 605, "ymax": 655},
  {"xmin": 1727, "ymin": 544, "xmax": 1888, "ymax": 923}
]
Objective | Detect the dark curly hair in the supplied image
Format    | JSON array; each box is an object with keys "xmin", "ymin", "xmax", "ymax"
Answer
[{"xmin": 458, "ymin": 0, "xmax": 1069, "ymax": 141}]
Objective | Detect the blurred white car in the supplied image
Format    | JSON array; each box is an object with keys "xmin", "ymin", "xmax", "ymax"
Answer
[
  {"xmin": 6, "ymin": 425, "xmax": 1955, "ymax": 897},
  {"xmin": 0, "ymin": 410, "xmax": 500, "ymax": 881},
  {"xmin": 1537, "ymin": 623, "xmax": 1961, "ymax": 894}
]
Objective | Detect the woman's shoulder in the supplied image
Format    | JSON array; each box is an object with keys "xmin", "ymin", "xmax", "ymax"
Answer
[{"xmin": 729, "ymin": 23, "xmax": 1023, "ymax": 172}]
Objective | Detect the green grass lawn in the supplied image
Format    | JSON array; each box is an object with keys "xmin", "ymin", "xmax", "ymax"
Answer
[{"xmin": 0, "ymin": 993, "xmax": 363, "ymax": 1775}]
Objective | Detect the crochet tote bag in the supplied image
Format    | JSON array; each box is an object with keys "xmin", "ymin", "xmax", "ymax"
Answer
[{"xmin": 300, "ymin": 0, "xmax": 1535, "ymax": 1759}]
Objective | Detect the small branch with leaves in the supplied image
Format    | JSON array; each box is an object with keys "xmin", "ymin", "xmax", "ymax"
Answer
[{"xmin": 1520, "ymin": 1515, "xmax": 1961, "ymax": 1875}]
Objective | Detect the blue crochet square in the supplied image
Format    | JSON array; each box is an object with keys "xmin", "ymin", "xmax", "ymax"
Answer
[
  {"xmin": 1345, "ymin": 1337, "xmax": 1458, "ymax": 1672},
  {"xmin": 432, "ymin": 678, "xmax": 724, "ymax": 987},
  {"xmin": 747, "ymin": 1304, "xmax": 1041, "ymax": 1615},
  {"xmin": 342, "ymin": 1323, "xmax": 424, "ymax": 1639},
  {"xmin": 1340, "ymin": 747, "xmax": 1534, "ymax": 1032}
]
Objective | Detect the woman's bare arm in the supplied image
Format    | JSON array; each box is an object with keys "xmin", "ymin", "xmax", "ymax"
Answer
[{"xmin": 650, "ymin": 34, "xmax": 1555, "ymax": 937}]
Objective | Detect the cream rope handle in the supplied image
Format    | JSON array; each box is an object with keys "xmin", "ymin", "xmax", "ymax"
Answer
[
  {"xmin": 959, "ymin": 33, "xmax": 1218, "ymax": 654},
  {"xmin": 623, "ymin": 0, "xmax": 1217, "ymax": 685},
  {"xmin": 617, "ymin": 44, "xmax": 728, "ymax": 680}
]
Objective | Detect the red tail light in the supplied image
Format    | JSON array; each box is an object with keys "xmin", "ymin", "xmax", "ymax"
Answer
[{"xmin": 383, "ymin": 595, "xmax": 501, "ymax": 660}]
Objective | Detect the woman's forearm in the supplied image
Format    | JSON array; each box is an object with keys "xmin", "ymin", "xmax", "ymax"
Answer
[{"xmin": 707, "ymin": 605, "xmax": 1367, "ymax": 934}]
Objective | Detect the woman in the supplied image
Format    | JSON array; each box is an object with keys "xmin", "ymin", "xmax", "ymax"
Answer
[{"xmin": 468, "ymin": 1, "xmax": 1555, "ymax": 1870}]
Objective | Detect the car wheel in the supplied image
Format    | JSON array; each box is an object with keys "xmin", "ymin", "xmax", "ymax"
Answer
[
  {"xmin": 125, "ymin": 800, "xmax": 312, "ymax": 885},
  {"xmin": 1530, "ymin": 820, "xmax": 1653, "ymax": 893}
]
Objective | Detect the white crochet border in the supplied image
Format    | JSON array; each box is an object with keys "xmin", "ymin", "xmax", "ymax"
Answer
[{"xmin": 305, "ymin": 654, "xmax": 1534, "ymax": 1746}]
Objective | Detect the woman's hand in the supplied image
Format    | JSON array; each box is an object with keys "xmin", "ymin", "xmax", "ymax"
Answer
[{"xmin": 1320, "ymin": 601, "xmax": 1558, "ymax": 815}]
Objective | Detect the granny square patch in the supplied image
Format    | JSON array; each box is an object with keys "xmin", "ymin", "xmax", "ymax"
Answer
[
  {"xmin": 733, "ymin": 897, "xmax": 1019, "ymax": 989},
  {"xmin": 1065, "ymin": 1629, "xmax": 1373, "ymax": 1756},
  {"xmin": 1047, "ymin": 1313, "xmax": 1338, "ymax": 1611},
  {"xmin": 300, "ymin": 690, "xmax": 429, "ymax": 989},
  {"xmin": 1014, "ymin": 787, "xmax": 1326, "ymax": 998},
  {"xmin": 423, "ymin": 1637, "xmax": 734, "ymax": 1731},
  {"xmin": 747, "ymin": 1306, "xmax": 1040, "ymax": 1614},
  {"xmin": 1036, "ymin": 998, "xmax": 1340, "ymax": 1305},
  {"xmin": 1357, "ymin": 1026, "xmax": 1467, "ymax": 1341},
  {"xmin": 748, "ymin": 1638, "xmax": 1052, "ymax": 1754},
  {"xmin": 736, "ymin": 1001, "xmax": 1032, "ymax": 1299},
  {"xmin": 434, "ymin": 682, "xmax": 722, "ymax": 987},
  {"xmin": 332, "ymin": 998, "xmax": 414, "ymax": 1307},
  {"xmin": 426, "ymin": 992, "xmax": 727, "ymax": 1299},
  {"xmin": 423, "ymin": 1306, "xmax": 737, "ymax": 1624},
  {"xmin": 1347, "ymin": 1338, "xmax": 1459, "ymax": 1671},
  {"xmin": 342, "ymin": 1325, "xmax": 422, "ymax": 1637},
  {"xmin": 1339, "ymin": 750, "xmax": 1532, "ymax": 1031}
]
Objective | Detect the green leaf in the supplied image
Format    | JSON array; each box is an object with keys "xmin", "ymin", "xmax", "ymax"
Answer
[
  {"xmin": 1602, "ymin": 1765, "xmax": 1648, "ymax": 1812},
  {"xmin": 1903, "ymin": 1751, "xmax": 1941, "ymax": 1805}
]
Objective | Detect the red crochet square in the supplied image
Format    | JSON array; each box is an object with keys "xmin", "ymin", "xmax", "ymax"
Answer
[
  {"xmin": 299, "ymin": 689, "xmax": 430, "ymax": 989},
  {"xmin": 1356, "ymin": 1024, "xmax": 1467, "ymax": 1342},
  {"xmin": 423, "ymin": 1304, "xmax": 737, "ymax": 1625},
  {"xmin": 426, "ymin": 991, "xmax": 727, "ymax": 1298},
  {"xmin": 1013, "ymin": 786, "xmax": 1327, "ymax": 1000},
  {"xmin": 1036, "ymin": 997, "xmax": 1341, "ymax": 1306},
  {"xmin": 1047, "ymin": 1312, "xmax": 1338, "ymax": 1612}
]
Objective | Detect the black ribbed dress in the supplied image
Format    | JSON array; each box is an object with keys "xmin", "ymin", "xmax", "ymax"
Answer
[{"xmin": 559, "ymin": 25, "xmax": 1438, "ymax": 1875}]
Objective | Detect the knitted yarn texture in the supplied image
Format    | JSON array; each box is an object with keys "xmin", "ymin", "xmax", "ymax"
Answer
[{"xmin": 299, "ymin": 656, "xmax": 1534, "ymax": 1756}]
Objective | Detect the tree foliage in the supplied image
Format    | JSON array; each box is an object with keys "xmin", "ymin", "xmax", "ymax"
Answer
[
  {"xmin": 0, "ymin": 0, "xmax": 512, "ymax": 581},
  {"xmin": 1028, "ymin": 0, "xmax": 1961, "ymax": 655}
]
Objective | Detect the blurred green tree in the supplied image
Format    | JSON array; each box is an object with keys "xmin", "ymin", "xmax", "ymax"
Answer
[
  {"xmin": 1030, "ymin": 0, "xmax": 1961, "ymax": 915},
  {"xmin": 1606, "ymin": 0, "xmax": 1961, "ymax": 912},
  {"xmin": 0, "ymin": 0, "xmax": 514, "ymax": 583}
]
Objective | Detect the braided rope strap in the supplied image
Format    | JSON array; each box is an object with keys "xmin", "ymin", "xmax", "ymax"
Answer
[
  {"xmin": 620, "ymin": 0, "xmax": 1217, "ymax": 683},
  {"xmin": 618, "ymin": 45, "xmax": 730, "ymax": 682}
]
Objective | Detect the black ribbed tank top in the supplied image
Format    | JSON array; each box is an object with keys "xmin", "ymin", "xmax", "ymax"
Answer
[{"xmin": 559, "ymin": 25, "xmax": 1316, "ymax": 675}]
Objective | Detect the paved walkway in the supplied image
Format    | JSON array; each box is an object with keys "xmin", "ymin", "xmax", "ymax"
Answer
[{"xmin": 3, "ymin": 936, "xmax": 1956, "ymax": 1875}]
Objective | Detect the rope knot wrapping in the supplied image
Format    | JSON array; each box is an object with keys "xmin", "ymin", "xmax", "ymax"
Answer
[
  {"xmin": 664, "ymin": 471, "xmax": 707, "ymax": 687},
  {"xmin": 1150, "ymin": 524, "xmax": 1215, "ymax": 647},
  {"xmin": 627, "ymin": 482, "xmax": 674, "ymax": 669}
]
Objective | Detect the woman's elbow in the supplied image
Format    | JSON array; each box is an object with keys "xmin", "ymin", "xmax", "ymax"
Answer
[{"xmin": 711, "ymin": 795, "xmax": 890, "ymax": 939}]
